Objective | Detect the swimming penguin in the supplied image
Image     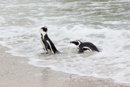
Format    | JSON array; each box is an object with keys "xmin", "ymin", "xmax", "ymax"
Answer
[
  {"xmin": 40, "ymin": 26, "xmax": 60, "ymax": 54},
  {"xmin": 70, "ymin": 40, "xmax": 99, "ymax": 54}
]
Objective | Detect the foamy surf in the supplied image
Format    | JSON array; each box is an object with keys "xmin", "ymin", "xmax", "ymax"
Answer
[{"xmin": 0, "ymin": 0, "xmax": 130, "ymax": 84}]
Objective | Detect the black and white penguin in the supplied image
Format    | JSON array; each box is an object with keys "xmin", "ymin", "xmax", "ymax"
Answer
[
  {"xmin": 40, "ymin": 26, "xmax": 60, "ymax": 54},
  {"xmin": 70, "ymin": 40, "xmax": 99, "ymax": 54}
]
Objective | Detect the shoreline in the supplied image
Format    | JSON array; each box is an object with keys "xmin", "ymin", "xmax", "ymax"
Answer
[{"xmin": 0, "ymin": 44, "xmax": 130, "ymax": 87}]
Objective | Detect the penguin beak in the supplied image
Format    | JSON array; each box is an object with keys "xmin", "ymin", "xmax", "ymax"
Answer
[
  {"xmin": 70, "ymin": 41, "xmax": 79, "ymax": 45},
  {"xmin": 70, "ymin": 41, "xmax": 74, "ymax": 43},
  {"xmin": 70, "ymin": 41, "xmax": 77, "ymax": 44}
]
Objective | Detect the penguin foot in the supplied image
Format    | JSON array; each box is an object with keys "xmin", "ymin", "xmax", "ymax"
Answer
[
  {"xmin": 41, "ymin": 52, "xmax": 49, "ymax": 54},
  {"xmin": 46, "ymin": 52, "xmax": 49, "ymax": 54}
]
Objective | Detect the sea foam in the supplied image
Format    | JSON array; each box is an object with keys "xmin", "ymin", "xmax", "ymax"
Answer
[{"xmin": 0, "ymin": 0, "xmax": 130, "ymax": 84}]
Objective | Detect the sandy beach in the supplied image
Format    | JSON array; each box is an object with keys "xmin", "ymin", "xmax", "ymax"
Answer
[{"xmin": 0, "ymin": 44, "xmax": 130, "ymax": 87}]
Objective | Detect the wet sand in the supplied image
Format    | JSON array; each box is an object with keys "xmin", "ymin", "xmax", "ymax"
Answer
[{"xmin": 0, "ymin": 44, "xmax": 130, "ymax": 87}]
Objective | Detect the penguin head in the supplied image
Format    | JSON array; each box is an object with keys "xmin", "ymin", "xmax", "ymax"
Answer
[
  {"xmin": 41, "ymin": 26, "xmax": 48, "ymax": 32},
  {"xmin": 70, "ymin": 40, "xmax": 81, "ymax": 46}
]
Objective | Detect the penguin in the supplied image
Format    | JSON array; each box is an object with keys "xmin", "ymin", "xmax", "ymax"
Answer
[
  {"xmin": 40, "ymin": 26, "xmax": 60, "ymax": 54},
  {"xmin": 70, "ymin": 40, "xmax": 99, "ymax": 54}
]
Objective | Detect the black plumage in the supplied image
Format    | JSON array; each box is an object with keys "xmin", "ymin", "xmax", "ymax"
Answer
[
  {"xmin": 40, "ymin": 26, "xmax": 60, "ymax": 54},
  {"xmin": 70, "ymin": 40, "xmax": 99, "ymax": 54}
]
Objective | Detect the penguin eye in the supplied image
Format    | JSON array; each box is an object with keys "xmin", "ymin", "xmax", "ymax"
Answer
[
  {"xmin": 75, "ymin": 42, "xmax": 79, "ymax": 45},
  {"xmin": 43, "ymin": 28, "xmax": 47, "ymax": 32}
]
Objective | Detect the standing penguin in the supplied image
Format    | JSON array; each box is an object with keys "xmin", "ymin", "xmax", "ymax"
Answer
[
  {"xmin": 70, "ymin": 40, "xmax": 99, "ymax": 54},
  {"xmin": 40, "ymin": 26, "xmax": 60, "ymax": 54}
]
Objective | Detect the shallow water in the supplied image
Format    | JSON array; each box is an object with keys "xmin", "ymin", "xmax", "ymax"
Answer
[{"xmin": 0, "ymin": 0, "xmax": 130, "ymax": 84}]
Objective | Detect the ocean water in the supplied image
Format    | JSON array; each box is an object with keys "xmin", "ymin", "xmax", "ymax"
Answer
[{"xmin": 0, "ymin": 0, "xmax": 130, "ymax": 84}]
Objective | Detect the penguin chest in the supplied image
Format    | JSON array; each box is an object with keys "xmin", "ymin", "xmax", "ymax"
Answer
[{"xmin": 40, "ymin": 37, "xmax": 46, "ymax": 50}]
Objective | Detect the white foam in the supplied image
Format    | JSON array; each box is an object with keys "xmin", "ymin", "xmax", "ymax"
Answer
[
  {"xmin": 0, "ymin": 0, "xmax": 130, "ymax": 85},
  {"xmin": 0, "ymin": 17, "xmax": 5, "ymax": 24}
]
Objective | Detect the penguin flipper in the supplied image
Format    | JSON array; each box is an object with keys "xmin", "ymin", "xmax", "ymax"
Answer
[
  {"xmin": 44, "ymin": 40, "xmax": 48, "ymax": 51},
  {"xmin": 78, "ymin": 48, "xmax": 84, "ymax": 54}
]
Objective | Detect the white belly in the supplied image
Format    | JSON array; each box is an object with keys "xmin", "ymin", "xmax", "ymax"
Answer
[
  {"xmin": 40, "ymin": 32, "xmax": 52, "ymax": 54},
  {"xmin": 40, "ymin": 37, "xmax": 46, "ymax": 50},
  {"xmin": 40, "ymin": 31, "xmax": 46, "ymax": 50}
]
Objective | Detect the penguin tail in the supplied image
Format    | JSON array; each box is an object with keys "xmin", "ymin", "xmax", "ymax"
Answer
[
  {"xmin": 55, "ymin": 50, "xmax": 61, "ymax": 54},
  {"xmin": 91, "ymin": 45, "xmax": 100, "ymax": 52},
  {"xmin": 96, "ymin": 49, "xmax": 100, "ymax": 52},
  {"xmin": 94, "ymin": 47, "xmax": 100, "ymax": 52}
]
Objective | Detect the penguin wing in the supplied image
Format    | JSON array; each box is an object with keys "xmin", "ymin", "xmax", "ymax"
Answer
[
  {"xmin": 45, "ymin": 34, "xmax": 60, "ymax": 54},
  {"xmin": 48, "ymin": 38, "xmax": 59, "ymax": 52},
  {"xmin": 44, "ymin": 40, "xmax": 49, "ymax": 51}
]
